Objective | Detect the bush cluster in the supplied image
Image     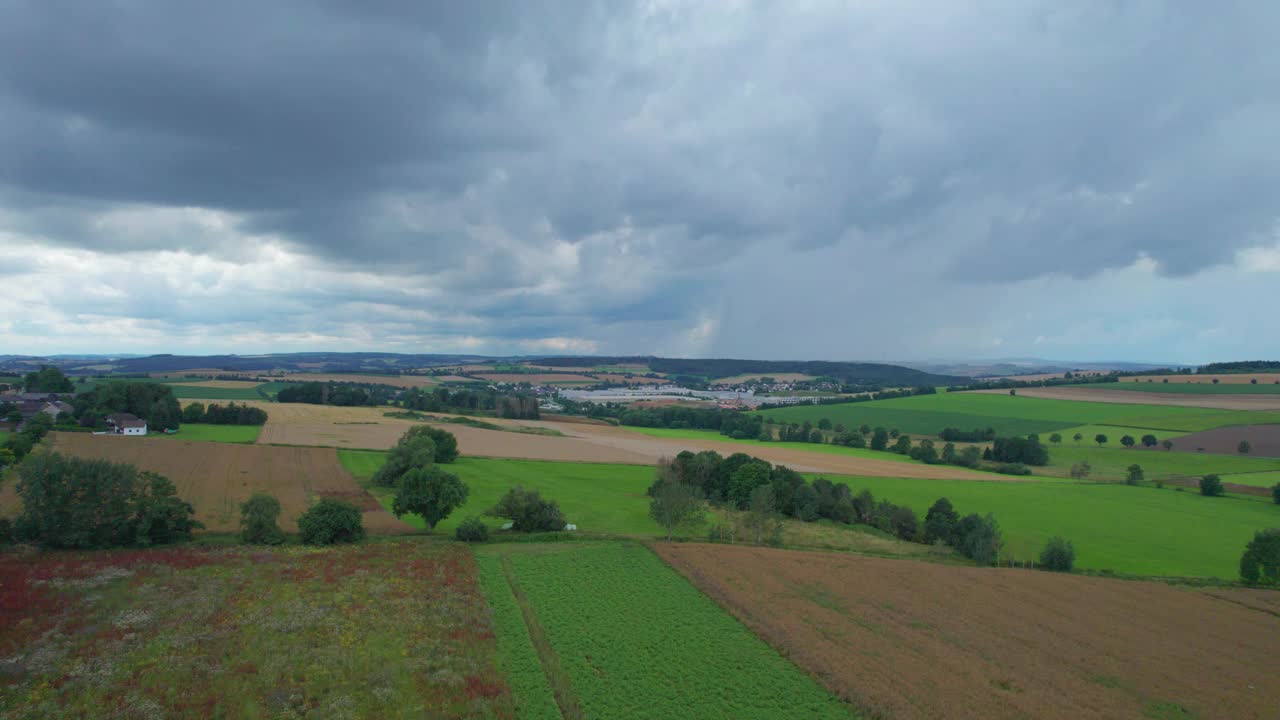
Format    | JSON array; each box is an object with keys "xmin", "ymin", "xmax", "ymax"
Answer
[
  {"xmin": 298, "ymin": 498, "xmax": 365, "ymax": 545},
  {"xmin": 455, "ymin": 517, "xmax": 490, "ymax": 542},
  {"xmin": 14, "ymin": 452, "xmax": 202, "ymax": 548},
  {"xmin": 487, "ymin": 486, "xmax": 566, "ymax": 532}
]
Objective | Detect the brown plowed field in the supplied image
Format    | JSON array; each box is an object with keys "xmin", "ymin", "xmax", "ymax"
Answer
[
  {"xmin": 973, "ymin": 386, "xmax": 1280, "ymax": 410},
  {"xmin": 1124, "ymin": 373, "xmax": 1280, "ymax": 385},
  {"xmin": 656, "ymin": 543, "xmax": 1280, "ymax": 720},
  {"xmin": 1142, "ymin": 424, "xmax": 1280, "ymax": 458},
  {"xmin": 10, "ymin": 432, "xmax": 414, "ymax": 534}
]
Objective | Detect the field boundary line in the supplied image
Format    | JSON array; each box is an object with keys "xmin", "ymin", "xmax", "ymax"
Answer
[{"xmin": 500, "ymin": 555, "xmax": 584, "ymax": 720}]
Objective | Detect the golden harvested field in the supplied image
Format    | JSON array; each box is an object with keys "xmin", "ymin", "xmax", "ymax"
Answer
[
  {"xmin": 713, "ymin": 372, "xmax": 817, "ymax": 384},
  {"xmin": 433, "ymin": 374, "xmax": 479, "ymax": 383},
  {"xmin": 656, "ymin": 543, "xmax": 1280, "ymax": 720},
  {"xmin": 473, "ymin": 372, "xmax": 595, "ymax": 384},
  {"xmin": 4, "ymin": 433, "xmax": 413, "ymax": 534},
  {"xmin": 974, "ymin": 386, "xmax": 1280, "ymax": 410},
  {"xmin": 232, "ymin": 401, "xmax": 996, "ymax": 478},
  {"xmin": 148, "ymin": 369, "xmax": 268, "ymax": 379},
  {"xmin": 1123, "ymin": 373, "xmax": 1280, "ymax": 385},
  {"xmin": 279, "ymin": 373, "xmax": 438, "ymax": 387}
]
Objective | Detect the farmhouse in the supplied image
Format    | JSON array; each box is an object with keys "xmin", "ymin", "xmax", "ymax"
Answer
[{"xmin": 107, "ymin": 413, "xmax": 148, "ymax": 436}]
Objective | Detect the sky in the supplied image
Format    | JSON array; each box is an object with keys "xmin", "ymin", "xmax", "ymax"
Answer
[{"xmin": 1, "ymin": 1, "xmax": 1278, "ymax": 364}]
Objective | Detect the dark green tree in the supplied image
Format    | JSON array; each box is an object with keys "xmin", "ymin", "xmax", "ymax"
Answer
[
  {"xmin": 23, "ymin": 366, "xmax": 74, "ymax": 393},
  {"xmin": 298, "ymin": 498, "xmax": 365, "ymax": 545},
  {"xmin": 392, "ymin": 467, "xmax": 469, "ymax": 531},
  {"xmin": 1039, "ymin": 536, "xmax": 1075, "ymax": 572},
  {"xmin": 1200, "ymin": 474, "xmax": 1225, "ymax": 497},
  {"xmin": 1239, "ymin": 440, "xmax": 1252, "ymax": 455},
  {"xmin": 488, "ymin": 486, "xmax": 566, "ymax": 532},
  {"xmin": 1141, "ymin": 434, "xmax": 1158, "ymax": 448},
  {"xmin": 1272, "ymin": 483, "xmax": 1280, "ymax": 505},
  {"xmin": 1239, "ymin": 529, "xmax": 1280, "ymax": 586},
  {"xmin": 1120, "ymin": 435, "xmax": 1135, "ymax": 448},
  {"xmin": 1162, "ymin": 439, "xmax": 1174, "ymax": 451},
  {"xmin": 1049, "ymin": 433, "xmax": 1062, "ymax": 445},
  {"xmin": 923, "ymin": 497, "xmax": 958, "ymax": 544},
  {"xmin": 1094, "ymin": 433, "xmax": 1108, "ymax": 447},
  {"xmin": 1125, "ymin": 464, "xmax": 1144, "ymax": 485},
  {"xmin": 870, "ymin": 428, "xmax": 889, "ymax": 451},
  {"xmin": 455, "ymin": 517, "xmax": 489, "ymax": 542},
  {"xmin": 371, "ymin": 434, "xmax": 436, "ymax": 487}
]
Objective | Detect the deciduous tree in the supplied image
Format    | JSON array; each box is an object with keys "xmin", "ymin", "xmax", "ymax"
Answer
[{"xmin": 392, "ymin": 467, "xmax": 468, "ymax": 531}]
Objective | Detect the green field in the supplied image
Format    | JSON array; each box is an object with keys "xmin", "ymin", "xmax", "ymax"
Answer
[
  {"xmin": 757, "ymin": 391, "xmax": 1280, "ymax": 436},
  {"xmin": 156, "ymin": 424, "xmax": 262, "ymax": 443},
  {"xmin": 626, "ymin": 426, "xmax": 985, "ymax": 463},
  {"xmin": 475, "ymin": 557, "xmax": 562, "ymax": 720},
  {"xmin": 1043, "ymin": 446, "xmax": 1280, "ymax": 483},
  {"xmin": 812, "ymin": 475, "xmax": 1278, "ymax": 578},
  {"xmin": 1220, "ymin": 470, "xmax": 1280, "ymax": 489},
  {"xmin": 166, "ymin": 384, "xmax": 267, "ymax": 400},
  {"xmin": 341, "ymin": 453, "xmax": 664, "ymax": 535},
  {"xmin": 476, "ymin": 543, "xmax": 855, "ymax": 720},
  {"xmin": 1101, "ymin": 381, "xmax": 1280, "ymax": 394}
]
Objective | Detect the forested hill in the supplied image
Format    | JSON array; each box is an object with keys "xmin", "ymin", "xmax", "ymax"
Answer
[{"xmin": 533, "ymin": 357, "xmax": 966, "ymax": 386}]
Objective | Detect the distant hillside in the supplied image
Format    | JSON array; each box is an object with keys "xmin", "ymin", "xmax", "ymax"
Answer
[
  {"xmin": 1201, "ymin": 361, "xmax": 1280, "ymax": 374},
  {"xmin": 532, "ymin": 356, "xmax": 965, "ymax": 386},
  {"xmin": 0, "ymin": 352, "xmax": 495, "ymax": 375}
]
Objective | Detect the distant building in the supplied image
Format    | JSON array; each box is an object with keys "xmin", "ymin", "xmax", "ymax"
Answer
[
  {"xmin": 41, "ymin": 401, "xmax": 74, "ymax": 420},
  {"xmin": 107, "ymin": 413, "xmax": 148, "ymax": 436}
]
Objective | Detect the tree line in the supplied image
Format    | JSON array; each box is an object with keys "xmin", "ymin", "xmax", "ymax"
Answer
[
  {"xmin": 181, "ymin": 402, "xmax": 268, "ymax": 425},
  {"xmin": 399, "ymin": 386, "xmax": 540, "ymax": 419},
  {"xmin": 646, "ymin": 450, "xmax": 1008, "ymax": 564}
]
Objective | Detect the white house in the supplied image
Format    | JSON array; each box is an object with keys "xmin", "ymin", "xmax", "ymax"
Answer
[{"xmin": 107, "ymin": 413, "xmax": 148, "ymax": 436}]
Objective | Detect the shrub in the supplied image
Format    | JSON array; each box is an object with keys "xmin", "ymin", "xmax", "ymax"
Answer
[
  {"xmin": 923, "ymin": 497, "xmax": 958, "ymax": 544},
  {"xmin": 1238, "ymin": 440, "xmax": 1252, "ymax": 455},
  {"xmin": 488, "ymin": 486, "xmax": 566, "ymax": 532},
  {"xmin": 955, "ymin": 513, "xmax": 1002, "ymax": 565},
  {"xmin": 455, "ymin": 516, "xmax": 490, "ymax": 542},
  {"xmin": 1039, "ymin": 536, "xmax": 1075, "ymax": 572},
  {"xmin": 990, "ymin": 436, "xmax": 1048, "ymax": 466},
  {"xmin": 1199, "ymin": 474, "xmax": 1225, "ymax": 497},
  {"xmin": 1273, "ymin": 483, "xmax": 1280, "ymax": 505},
  {"xmin": 1069, "ymin": 461, "xmax": 1091, "ymax": 480},
  {"xmin": 994, "ymin": 463, "xmax": 1031, "ymax": 476},
  {"xmin": 1239, "ymin": 529, "xmax": 1280, "ymax": 586},
  {"xmin": 239, "ymin": 493, "xmax": 286, "ymax": 545},
  {"xmin": 298, "ymin": 498, "xmax": 365, "ymax": 545}
]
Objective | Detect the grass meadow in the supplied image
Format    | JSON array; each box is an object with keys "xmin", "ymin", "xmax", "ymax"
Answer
[
  {"xmin": 341, "ymin": 453, "xmax": 664, "ymax": 535},
  {"xmin": 157, "ymin": 424, "xmax": 262, "ymax": 444},
  {"xmin": 475, "ymin": 542, "xmax": 855, "ymax": 720},
  {"xmin": 757, "ymin": 392, "xmax": 1280, "ymax": 436},
  {"xmin": 0, "ymin": 542, "xmax": 517, "ymax": 718},
  {"xmin": 809, "ymin": 474, "xmax": 1280, "ymax": 578},
  {"xmin": 1043, "ymin": 445, "xmax": 1280, "ymax": 483},
  {"xmin": 1221, "ymin": 470, "xmax": 1280, "ymax": 488}
]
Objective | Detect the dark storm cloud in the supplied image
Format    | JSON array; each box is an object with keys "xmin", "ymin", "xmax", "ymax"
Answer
[{"xmin": 1, "ymin": 1, "xmax": 1279, "ymax": 357}]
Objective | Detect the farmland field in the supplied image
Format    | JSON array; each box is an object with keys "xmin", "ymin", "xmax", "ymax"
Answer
[
  {"xmin": 1144, "ymin": 424, "xmax": 1280, "ymax": 458},
  {"xmin": 1101, "ymin": 379, "xmax": 1280, "ymax": 394},
  {"xmin": 804, "ymin": 474, "xmax": 1278, "ymax": 577},
  {"xmin": 1220, "ymin": 470, "xmax": 1280, "ymax": 488},
  {"xmin": 1122, "ymin": 373, "xmax": 1280, "ymax": 385},
  {"xmin": 974, "ymin": 386, "xmax": 1280, "ymax": 412},
  {"xmin": 343, "ymin": 453, "xmax": 664, "ymax": 535},
  {"xmin": 156, "ymin": 423, "xmax": 262, "ymax": 444},
  {"xmin": 278, "ymin": 373, "xmax": 439, "ymax": 388},
  {"xmin": 476, "ymin": 542, "xmax": 855, "ymax": 719},
  {"xmin": 0, "ymin": 542, "xmax": 518, "ymax": 718},
  {"xmin": 5, "ymin": 433, "xmax": 413, "ymax": 534},
  {"xmin": 758, "ymin": 391, "xmax": 1280, "ymax": 436},
  {"xmin": 1050, "ymin": 424, "xmax": 1187, "ymax": 444},
  {"xmin": 656, "ymin": 544, "xmax": 1280, "ymax": 720},
  {"xmin": 1043, "ymin": 445, "xmax": 1280, "ymax": 483}
]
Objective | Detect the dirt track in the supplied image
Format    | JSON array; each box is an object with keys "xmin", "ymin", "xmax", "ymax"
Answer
[
  {"xmin": 656, "ymin": 543, "xmax": 1280, "ymax": 720},
  {"xmin": 973, "ymin": 386, "xmax": 1280, "ymax": 410},
  {"xmin": 21, "ymin": 432, "xmax": 413, "ymax": 534}
]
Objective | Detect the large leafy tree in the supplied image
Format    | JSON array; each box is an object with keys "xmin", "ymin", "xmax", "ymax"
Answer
[
  {"xmin": 649, "ymin": 480, "xmax": 704, "ymax": 540},
  {"xmin": 1239, "ymin": 529, "xmax": 1280, "ymax": 586},
  {"xmin": 392, "ymin": 467, "xmax": 468, "ymax": 531},
  {"xmin": 372, "ymin": 435, "xmax": 436, "ymax": 487},
  {"xmin": 23, "ymin": 365, "xmax": 74, "ymax": 393},
  {"xmin": 923, "ymin": 497, "xmax": 959, "ymax": 544}
]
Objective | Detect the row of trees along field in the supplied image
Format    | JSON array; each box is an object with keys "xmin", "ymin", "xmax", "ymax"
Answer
[
  {"xmin": 646, "ymin": 450, "xmax": 1011, "ymax": 565},
  {"xmin": 181, "ymin": 402, "xmax": 267, "ymax": 425},
  {"xmin": 398, "ymin": 386, "xmax": 540, "ymax": 419}
]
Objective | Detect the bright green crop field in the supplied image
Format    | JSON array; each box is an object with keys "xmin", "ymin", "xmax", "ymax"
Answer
[
  {"xmin": 757, "ymin": 391, "xmax": 1280, "ymax": 436},
  {"xmin": 156, "ymin": 424, "xmax": 262, "ymax": 443},
  {"xmin": 341, "ymin": 453, "xmax": 665, "ymax": 535},
  {"xmin": 1099, "ymin": 381, "xmax": 1280, "ymax": 394},
  {"xmin": 1219, "ymin": 470, "xmax": 1280, "ymax": 489},
  {"xmin": 476, "ymin": 542, "xmax": 856, "ymax": 720},
  {"xmin": 1043, "ymin": 446, "xmax": 1280, "ymax": 483},
  {"xmin": 809, "ymin": 475, "xmax": 1279, "ymax": 578}
]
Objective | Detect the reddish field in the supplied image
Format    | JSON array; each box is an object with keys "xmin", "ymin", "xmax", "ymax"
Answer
[
  {"xmin": 0, "ymin": 433, "xmax": 414, "ymax": 534},
  {"xmin": 656, "ymin": 543, "xmax": 1280, "ymax": 720},
  {"xmin": 974, "ymin": 386, "xmax": 1280, "ymax": 410},
  {"xmin": 1146, "ymin": 424, "xmax": 1280, "ymax": 458}
]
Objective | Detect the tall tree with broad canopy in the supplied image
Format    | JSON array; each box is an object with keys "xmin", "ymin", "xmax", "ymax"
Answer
[{"xmin": 392, "ymin": 466, "xmax": 468, "ymax": 531}]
